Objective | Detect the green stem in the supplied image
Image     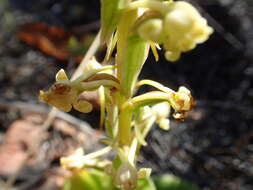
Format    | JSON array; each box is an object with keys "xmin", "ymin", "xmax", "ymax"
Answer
[
  {"xmin": 129, "ymin": 91, "xmax": 171, "ymax": 108},
  {"xmin": 116, "ymin": 10, "xmax": 138, "ymax": 87},
  {"xmin": 118, "ymin": 98, "xmax": 133, "ymax": 145},
  {"xmin": 137, "ymin": 79, "xmax": 174, "ymax": 94},
  {"xmin": 116, "ymin": 9, "xmax": 138, "ymax": 146}
]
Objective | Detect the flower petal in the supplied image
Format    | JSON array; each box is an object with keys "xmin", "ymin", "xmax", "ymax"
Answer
[
  {"xmin": 158, "ymin": 118, "xmax": 170, "ymax": 130},
  {"xmin": 39, "ymin": 90, "xmax": 72, "ymax": 112},
  {"xmin": 55, "ymin": 69, "xmax": 69, "ymax": 81},
  {"xmin": 73, "ymin": 99, "xmax": 93, "ymax": 113}
]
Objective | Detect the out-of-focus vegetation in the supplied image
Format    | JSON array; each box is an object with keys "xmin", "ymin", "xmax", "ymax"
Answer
[{"xmin": 63, "ymin": 169, "xmax": 197, "ymax": 190}]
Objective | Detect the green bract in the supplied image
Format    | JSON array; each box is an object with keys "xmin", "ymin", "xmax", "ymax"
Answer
[
  {"xmin": 121, "ymin": 35, "xmax": 149, "ymax": 98},
  {"xmin": 100, "ymin": 0, "xmax": 128, "ymax": 45}
]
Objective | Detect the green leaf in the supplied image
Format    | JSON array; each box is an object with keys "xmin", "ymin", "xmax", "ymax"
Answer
[
  {"xmin": 63, "ymin": 169, "xmax": 157, "ymax": 190},
  {"xmin": 153, "ymin": 174, "xmax": 199, "ymax": 190},
  {"xmin": 136, "ymin": 178, "xmax": 157, "ymax": 190},
  {"xmin": 100, "ymin": 0, "xmax": 127, "ymax": 44},
  {"xmin": 121, "ymin": 35, "xmax": 149, "ymax": 97},
  {"xmin": 63, "ymin": 169, "xmax": 119, "ymax": 190}
]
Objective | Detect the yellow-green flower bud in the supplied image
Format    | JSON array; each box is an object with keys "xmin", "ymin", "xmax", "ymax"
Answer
[
  {"xmin": 169, "ymin": 86, "xmax": 194, "ymax": 112},
  {"xmin": 165, "ymin": 51, "xmax": 181, "ymax": 62},
  {"xmin": 152, "ymin": 102, "xmax": 171, "ymax": 130},
  {"xmin": 60, "ymin": 148, "xmax": 112, "ymax": 171},
  {"xmin": 163, "ymin": 1, "xmax": 213, "ymax": 61},
  {"xmin": 114, "ymin": 163, "xmax": 138, "ymax": 190},
  {"xmin": 83, "ymin": 57, "xmax": 102, "ymax": 71},
  {"xmin": 157, "ymin": 118, "xmax": 170, "ymax": 130},
  {"xmin": 137, "ymin": 18, "xmax": 163, "ymax": 43},
  {"xmin": 152, "ymin": 102, "xmax": 170, "ymax": 119},
  {"xmin": 83, "ymin": 57, "xmax": 114, "ymax": 75},
  {"xmin": 138, "ymin": 168, "xmax": 152, "ymax": 178},
  {"xmin": 60, "ymin": 148, "xmax": 85, "ymax": 170}
]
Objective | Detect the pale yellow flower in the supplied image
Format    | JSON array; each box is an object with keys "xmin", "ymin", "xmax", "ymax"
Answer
[
  {"xmin": 169, "ymin": 86, "xmax": 194, "ymax": 113},
  {"xmin": 137, "ymin": 18, "xmax": 164, "ymax": 43},
  {"xmin": 61, "ymin": 148, "xmax": 112, "ymax": 171},
  {"xmin": 138, "ymin": 168, "xmax": 152, "ymax": 178},
  {"xmin": 136, "ymin": 1, "xmax": 213, "ymax": 61},
  {"xmin": 151, "ymin": 102, "xmax": 171, "ymax": 130},
  {"xmin": 163, "ymin": 1, "xmax": 213, "ymax": 61},
  {"xmin": 60, "ymin": 148, "xmax": 85, "ymax": 170},
  {"xmin": 39, "ymin": 69, "xmax": 92, "ymax": 113}
]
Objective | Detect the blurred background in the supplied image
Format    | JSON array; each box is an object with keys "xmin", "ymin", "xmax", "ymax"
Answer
[{"xmin": 0, "ymin": 0, "xmax": 253, "ymax": 189}]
